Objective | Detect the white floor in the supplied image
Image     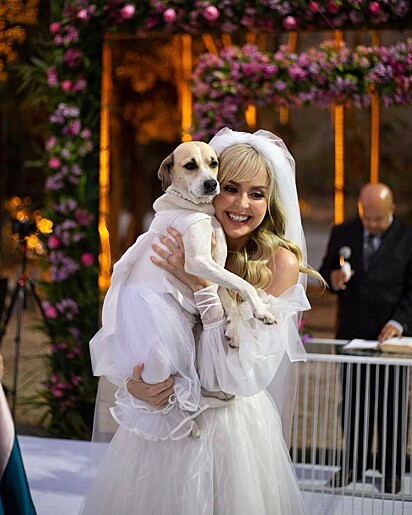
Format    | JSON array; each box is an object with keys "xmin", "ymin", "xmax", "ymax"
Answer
[
  {"xmin": 20, "ymin": 435, "xmax": 90, "ymax": 515},
  {"xmin": 20, "ymin": 435, "xmax": 412, "ymax": 515}
]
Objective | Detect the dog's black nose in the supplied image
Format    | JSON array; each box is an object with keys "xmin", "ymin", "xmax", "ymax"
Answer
[{"xmin": 203, "ymin": 179, "xmax": 218, "ymax": 194}]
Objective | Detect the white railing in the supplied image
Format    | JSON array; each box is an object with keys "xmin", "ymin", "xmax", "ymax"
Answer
[{"xmin": 291, "ymin": 338, "xmax": 412, "ymax": 514}]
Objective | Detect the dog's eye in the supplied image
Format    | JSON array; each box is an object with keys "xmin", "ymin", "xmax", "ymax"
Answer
[
  {"xmin": 184, "ymin": 162, "xmax": 197, "ymax": 170},
  {"xmin": 210, "ymin": 160, "xmax": 218, "ymax": 169}
]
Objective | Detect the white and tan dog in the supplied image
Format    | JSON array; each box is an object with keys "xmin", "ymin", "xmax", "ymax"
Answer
[
  {"xmin": 93, "ymin": 141, "xmax": 276, "ymax": 439},
  {"xmin": 104, "ymin": 141, "xmax": 276, "ymax": 378},
  {"xmin": 155, "ymin": 140, "xmax": 276, "ymax": 327}
]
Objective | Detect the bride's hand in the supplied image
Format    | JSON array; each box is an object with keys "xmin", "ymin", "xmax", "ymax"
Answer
[
  {"xmin": 150, "ymin": 227, "xmax": 210, "ymax": 291},
  {"xmin": 127, "ymin": 363, "xmax": 174, "ymax": 409}
]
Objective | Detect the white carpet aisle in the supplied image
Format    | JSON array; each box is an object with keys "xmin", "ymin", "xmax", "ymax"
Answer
[
  {"xmin": 20, "ymin": 435, "xmax": 411, "ymax": 515},
  {"xmin": 19, "ymin": 435, "xmax": 90, "ymax": 515}
]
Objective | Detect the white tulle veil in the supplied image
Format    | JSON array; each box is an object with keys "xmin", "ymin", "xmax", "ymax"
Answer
[
  {"xmin": 209, "ymin": 127, "xmax": 307, "ymax": 286},
  {"xmin": 209, "ymin": 127, "xmax": 308, "ymax": 446}
]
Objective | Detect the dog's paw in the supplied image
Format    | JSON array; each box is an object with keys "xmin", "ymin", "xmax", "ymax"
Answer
[
  {"xmin": 224, "ymin": 321, "xmax": 239, "ymax": 349},
  {"xmin": 253, "ymin": 308, "xmax": 277, "ymax": 325}
]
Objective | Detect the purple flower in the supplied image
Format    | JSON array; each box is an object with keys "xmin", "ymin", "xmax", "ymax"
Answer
[
  {"xmin": 74, "ymin": 207, "xmax": 93, "ymax": 226},
  {"xmin": 49, "ymin": 251, "xmax": 79, "ymax": 282},
  {"xmin": 64, "ymin": 48, "xmax": 84, "ymax": 68},
  {"xmin": 56, "ymin": 298, "xmax": 80, "ymax": 320}
]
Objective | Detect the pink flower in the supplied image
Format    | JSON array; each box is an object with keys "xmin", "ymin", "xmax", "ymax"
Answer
[
  {"xmin": 80, "ymin": 128, "xmax": 91, "ymax": 139},
  {"xmin": 61, "ymin": 80, "xmax": 72, "ymax": 92},
  {"xmin": 327, "ymin": 0, "xmax": 340, "ymax": 14},
  {"xmin": 51, "ymin": 385, "xmax": 64, "ymax": 398},
  {"xmin": 308, "ymin": 1, "xmax": 319, "ymax": 12},
  {"xmin": 49, "ymin": 22, "xmax": 60, "ymax": 35},
  {"xmin": 203, "ymin": 6, "xmax": 219, "ymax": 22},
  {"xmin": 73, "ymin": 76, "xmax": 87, "ymax": 91},
  {"xmin": 369, "ymin": 2, "xmax": 381, "ymax": 15},
  {"xmin": 163, "ymin": 8, "xmax": 176, "ymax": 23},
  {"xmin": 283, "ymin": 16, "xmax": 297, "ymax": 30},
  {"xmin": 45, "ymin": 136, "xmax": 57, "ymax": 152},
  {"xmin": 68, "ymin": 119, "xmax": 81, "ymax": 135},
  {"xmin": 48, "ymin": 235, "xmax": 60, "ymax": 249},
  {"xmin": 47, "ymin": 67, "xmax": 58, "ymax": 87},
  {"xmin": 120, "ymin": 4, "xmax": 136, "ymax": 19},
  {"xmin": 71, "ymin": 375, "xmax": 82, "ymax": 386},
  {"xmin": 48, "ymin": 157, "xmax": 61, "ymax": 169},
  {"xmin": 45, "ymin": 306, "xmax": 58, "ymax": 319},
  {"xmin": 64, "ymin": 48, "xmax": 83, "ymax": 67},
  {"xmin": 80, "ymin": 252, "xmax": 94, "ymax": 267},
  {"xmin": 77, "ymin": 8, "xmax": 89, "ymax": 20}
]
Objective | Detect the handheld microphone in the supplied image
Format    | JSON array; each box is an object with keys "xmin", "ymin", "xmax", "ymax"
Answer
[
  {"xmin": 339, "ymin": 246, "xmax": 352, "ymax": 282},
  {"xmin": 339, "ymin": 246, "xmax": 351, "ymax": 260}
]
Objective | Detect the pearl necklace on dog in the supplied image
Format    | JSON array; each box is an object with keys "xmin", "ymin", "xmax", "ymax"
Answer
[{"xmin": 168, "ymin": 188, "xmax": 214, "ymax": 205}]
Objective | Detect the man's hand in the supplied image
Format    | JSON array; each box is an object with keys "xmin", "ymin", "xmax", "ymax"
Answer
[
  {"xmin": 126, "ymin": 363, "xmax": 174, "ymax": 409},
  {"xmin": 378, "ymin": 323, "xmax": 402, "ymax": 341},
  {"xmin": 330, "ymin": 268, "xmax": 354, "ymax": 290}
]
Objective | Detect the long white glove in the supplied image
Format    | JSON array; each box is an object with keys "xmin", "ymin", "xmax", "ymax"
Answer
[{"xmin": 193, "ymin": 285, "xmax": 225, "ymax": 329}]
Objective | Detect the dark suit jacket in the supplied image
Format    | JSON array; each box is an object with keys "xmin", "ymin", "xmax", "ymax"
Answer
[{"xmin": 319, "ymin": 217, "xmax": 412, "ymax": 340}]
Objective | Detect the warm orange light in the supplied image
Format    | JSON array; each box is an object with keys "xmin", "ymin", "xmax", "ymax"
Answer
[
  {"xmin": 98, "ymin": 217, "xmax": 111, "ymax": 291},
  {"xmin": 221, "ymin": 33, "xmax": 232, "ymax": 48},
  {"xmin": 370, "ymin": 93, "xmax": 380, "ymax": 183},
  {"xmin": 99, "ymin": 38, "xmax": 113, "ymax": 291},
  {"xmin": 36, "ymin": 216, "xmax": 53, "ymax": 234},
  {"xmin": 180, "ymin": 34, "xmax": 192, "ymax": 142},
  {"xmin": 334, "ymin": 104, "xmax": 345, "ymax": 224},
  {"xmin": 245, "ymin": 105, "xmax": 257, "ymax": 130},
  {"xmin": 333, "ymin": 30, "xmax": 345, "ymax": 225},
  {"xmin": 0, "ymin": 0, "xmax": 39, "ymax": 80},
  {"xmin": 370, "ymin": 31, "xmax": 380, "ymax": 183},
  {"xmin": 246, "ymin": 33, "xmax": 256, "ymax": 45},
  {"xmin": 202, "ymin": 34, "xmax": 218, "ymax": 55}
]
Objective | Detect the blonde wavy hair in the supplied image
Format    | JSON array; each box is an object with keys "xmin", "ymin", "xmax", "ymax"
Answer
[{"xmin": 218, "ymin": 144, "xmax": 323, "ymax": 295}]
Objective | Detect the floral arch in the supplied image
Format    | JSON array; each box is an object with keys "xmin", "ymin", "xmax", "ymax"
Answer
[{"xmin": 32, "ymin": 1, "xmax": 411, "ymax": 437}]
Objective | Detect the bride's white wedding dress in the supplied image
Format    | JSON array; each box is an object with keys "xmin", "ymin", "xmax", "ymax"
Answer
[{"xmin": 80, "ymin": 281, "xmax": 310, "ymax": 515}]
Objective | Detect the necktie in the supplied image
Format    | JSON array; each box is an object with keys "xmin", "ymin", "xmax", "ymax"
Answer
[{"xmin": 363, "ymin": 234, "xmax": 376, "ymax": 271}]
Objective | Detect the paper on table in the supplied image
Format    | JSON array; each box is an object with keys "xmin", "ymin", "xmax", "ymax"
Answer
[
  {"xmin": 343, "ymin": 339, "xmax": 379, "ymax": 350},
  {"xmin": 343, "ymin": 337, "xmax": 412, "ymax": 352}
]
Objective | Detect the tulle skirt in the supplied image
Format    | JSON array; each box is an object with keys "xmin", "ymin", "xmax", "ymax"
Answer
[{"xmin": 80, "ymin": 391, "xmax": 307, "ymax": 515}]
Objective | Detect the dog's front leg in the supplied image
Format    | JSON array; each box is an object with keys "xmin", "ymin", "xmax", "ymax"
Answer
[{"xmin": 183, "ymin": 221, "xmax": 276, "ymax": 325}]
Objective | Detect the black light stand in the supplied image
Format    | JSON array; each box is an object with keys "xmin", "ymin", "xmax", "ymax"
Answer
[{"xmin": 0, "ymin": 234, "xmax": 53, "ymax": 417}]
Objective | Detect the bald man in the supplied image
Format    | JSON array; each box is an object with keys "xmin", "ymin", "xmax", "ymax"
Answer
[{"xmin": 319, "ymin": 182, "xmax": 412, "ymax": 493}]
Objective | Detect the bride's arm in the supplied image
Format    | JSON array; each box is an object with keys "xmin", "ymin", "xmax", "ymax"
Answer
[
  {"xmin": 126, "ymin": 363, "xmax": 174, "ymax": 409},
  {"xmin": 150, "ymin": 228, "xmax": 308, "ymax": 397}
]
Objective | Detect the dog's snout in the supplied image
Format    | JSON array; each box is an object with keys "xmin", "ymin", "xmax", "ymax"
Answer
[{"xmin": 203, "ymin": 179, "xmax": 218, "ymax": 194}]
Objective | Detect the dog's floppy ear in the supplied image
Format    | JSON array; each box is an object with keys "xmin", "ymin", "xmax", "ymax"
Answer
[{"xmin": 158, "ymin": 153, "xmax": 174, "ymax": 191}]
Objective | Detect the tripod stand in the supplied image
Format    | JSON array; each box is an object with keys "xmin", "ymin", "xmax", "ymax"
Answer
[{"xmin": 0, "ymin": 238, "xmax": 53, "ymax": 417}]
